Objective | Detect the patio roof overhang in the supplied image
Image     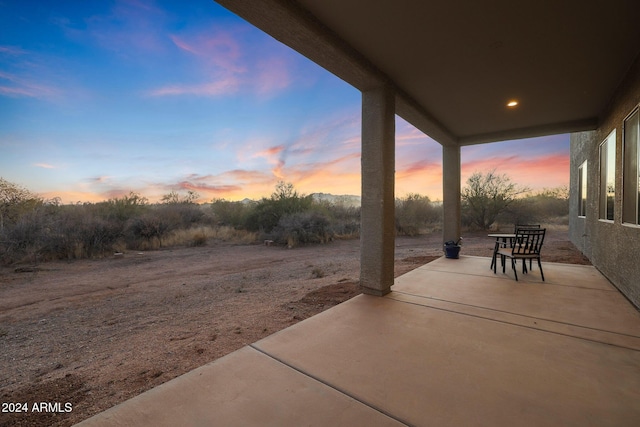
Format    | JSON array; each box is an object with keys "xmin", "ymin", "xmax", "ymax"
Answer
[
  {"xmin": 215, "ymin": 0, "xmax": 640, "ymax": 146},
  {"xmin": 214, "ymin": 0, "xmax": 640, "ymax": 295}
]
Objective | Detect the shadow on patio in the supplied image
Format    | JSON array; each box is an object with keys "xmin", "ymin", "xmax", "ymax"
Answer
[{"xmin": 77, "ymin": 256, "xmax": 640, "ymax": 426}]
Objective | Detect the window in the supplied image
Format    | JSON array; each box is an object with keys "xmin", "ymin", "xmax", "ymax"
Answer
[
  {"xmin": 578, "ymin": 161, "xmax": 587, "ymax": 217},
  {"xmin": 623, "ymin": 107, "xmax": 639, "ymax": 225},
  {"xmin": 599, "ymin": 130, "xmax": 616, "ymax": 221}
]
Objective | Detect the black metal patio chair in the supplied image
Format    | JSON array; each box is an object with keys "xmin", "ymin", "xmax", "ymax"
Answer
[
  {"xmin": 495, "ymin": 228, "xmax": 546, "ymax": 281},
  {"xmin": 514, "ymin": 224, "xmax": 541, "ymax": 269}
]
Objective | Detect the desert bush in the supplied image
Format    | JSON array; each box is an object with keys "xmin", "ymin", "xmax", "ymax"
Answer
[
  {"xmin": 32, "ymin": 204, "xmax": 122, "ymax": 260},
  {"xmin": 0, "ymin": 196, "xmax": 69, "ymax": 263},
  {"xmin": 524, "ymin": 187, "xmax": 569, "ymax": 220},
  {"xmin": 78, "ymin": 217, "xmax": 123, "ymax": 258},
  {"xmin": 313, "ymin": 200, "xmax": 360, "ymax": 237},
  {"xmin": 210, "ymin": 199, "xmax": 254, "ymax": 228},
  {"xmin": 191, "ymin": 231, "xmax": 208, "ymax": 246},
  {"xmin": 161, "ymin": 190, "xmax": 199, "ymax": 204},
  {"xmin": 153, "ymin": 203, "xmax": 204, "ymax": 230},
  {"xmin": 0, "ymin": 178, "xmax": 43, "ymax": 233},
  {"xmin": 310, "ymin": 266, "xmax": 326, "ymax": 278},
  {"xmin": 158, "ymin": 226, "xmax": 256, "ymax": 247},
  {"xmin": 244, "ymin": 182, "xmax": 313, "ymax": 232},
  {"xmin": 127, "ymin": 214, "xmax": 171, "ymax": 248},
  {"xmin": 0, "ymin": 200, "xmax": 121, "ymax": 263},
  {"xmin": 270, "ymin": 211, "xmax": 333, "ymax": 247},
  {"xmin": 94, "ymin": 192, "xmax": 149, "ymax": 224},
  {"xmin": 395, "ymin": 194, "xmax": 442, "ymax": 236},
  {"xmin": 209, "ymin": 225, "xmax": 257, "ymax": 244},
  {"xmin": 0, "ymin": 179, "xmax": 364, "ymax": 265},
  {"xmin": 484, "ymin": 186, "xmax": 570, "ymax": 229},
  {"xmin": 158, "ymin": 190, "xmax": 205, "ymax": 229},
  {"xmin": 1, "ymin": 210, "xmax": 46, "ymax": 263}
]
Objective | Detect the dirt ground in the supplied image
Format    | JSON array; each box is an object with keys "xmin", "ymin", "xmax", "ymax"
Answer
[{"xmin": 0, "ymin": 228, "xmax": 590, "ymax": 427}]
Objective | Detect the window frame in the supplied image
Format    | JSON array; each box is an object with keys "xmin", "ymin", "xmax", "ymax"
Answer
[
  {"xmin": 622, "ymin": 106, "xmax": 640, "ymax": 226},
  {"xmin": 599, "ymin": 129, "xmax": 616, "ymax": 222},
  {"xmin": 578, "ymin": 160, "xmax": 587, "ymax": 217}
]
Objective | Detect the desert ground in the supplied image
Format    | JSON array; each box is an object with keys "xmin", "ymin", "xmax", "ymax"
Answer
[{"xmin": 0, "ymin": 228, "xmax": 590, "ymax": 427}]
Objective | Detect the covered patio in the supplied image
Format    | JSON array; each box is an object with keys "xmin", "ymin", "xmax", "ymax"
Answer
[
  {"xmin": 77, "ymin": 256, "xmax": 640, "ymax": 426},
  {"xmin": 75, "ymin": 1, "xmax": 640, "ymax": 424},
  {"xmin": 211, "ymin": 0, "xmax": 640, "ymax": 298}
]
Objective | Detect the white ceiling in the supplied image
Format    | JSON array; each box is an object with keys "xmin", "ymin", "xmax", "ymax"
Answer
[{"xmin": 215, "ymin": 0, "xmax": 640, "ymax": 146}]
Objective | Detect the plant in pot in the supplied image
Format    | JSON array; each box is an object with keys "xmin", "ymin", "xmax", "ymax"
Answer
[{"xmin": 444, "ymin": 238, "xmax": 462, "ymax": 259}]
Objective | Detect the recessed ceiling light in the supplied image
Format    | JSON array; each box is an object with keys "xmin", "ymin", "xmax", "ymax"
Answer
[{"xmin": 507, "ymin": 100, "xmax": 519, "ymax": 108}]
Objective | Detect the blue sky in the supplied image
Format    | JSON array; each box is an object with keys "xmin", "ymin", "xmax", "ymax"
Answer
[{"xmin": 0, "ymin": 0, "xmax": 569, "ymax": 203}]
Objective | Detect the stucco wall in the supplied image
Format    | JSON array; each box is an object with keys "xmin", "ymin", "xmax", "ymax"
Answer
[
  {"xmin": 569, "ymin": 131, "xmax": 592, "ymax": 258},
  {"xmin": 569, "ymin": 54, "xmax": 640, "ymax": 309}
]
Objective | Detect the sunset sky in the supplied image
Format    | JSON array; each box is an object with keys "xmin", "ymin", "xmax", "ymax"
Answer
[{"xmin": 0, "ymin": 0, "xmax": 569, "ymax": 204}]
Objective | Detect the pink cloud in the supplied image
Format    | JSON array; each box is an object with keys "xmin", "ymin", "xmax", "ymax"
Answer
[
  {"xmin": 254, "ymin": 57, "xmax": 292, "ymax": 96},
  {"xmin": 146, "ymin": 31, "xmax": 250, "ymax": 98},
  {"xmin": 396, "ymin": 159, "xmax": 441, "ymax": 180},
  {"xmin": 170, "ymin": 32, "xmax": 245, "ymax": 73},
  {"xmin": 157, "ymin": 28, "xmax": 299, "ymax": 98},
  {"xmin": 221, "ymin": 169, "xmax": 272, "ymax": 183},
  {"xmin": 461, "ymin": 153, "xmax": 570, "ymax": 190},
  {"xmin": 251, "ymin": 144, "xmax": 287, "ymax": 178},
  {"xmin": 176, "ymin": 181, "xmax": 242, "ymax": 195},
  {"xmin": 255, "ymin": 145, "xmax": 286, "ymax": 158},
  {"xmin": 265, "ymin": 152, "xmax": 361, "ymax": 195},
  {"xmin": 150, "ymin": 169, "xmax": 279, "ymax": 201}
]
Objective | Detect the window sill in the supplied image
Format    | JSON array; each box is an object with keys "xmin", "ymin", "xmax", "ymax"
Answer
[{"xmin": 622, "ymin": 222, "xmax": 640, "ymax": 229}]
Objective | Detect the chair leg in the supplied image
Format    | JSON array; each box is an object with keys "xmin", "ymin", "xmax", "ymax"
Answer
[
  {"xmin": 490, "ymin": 241, "xmax": 499, "ymax": 270},
  {"xmin": 511, "ymin": 257, "xmax": 518, "ymax": 281},
  {"xmin": 537, "ymin": 257, "xmax": 545, "ymax": 281},
  {"xmin": 493, "ymin": 252, "xmax": 498, "ymax": 274}
]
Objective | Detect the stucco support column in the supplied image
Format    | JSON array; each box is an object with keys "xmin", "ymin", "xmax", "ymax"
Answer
[
  {"xmin": 442, "ymin": 144, "xmax": 461, "ymax": 249},
  {"xmin": 360, "ymin": 85, "xmax": 395, "ymax": 296}
]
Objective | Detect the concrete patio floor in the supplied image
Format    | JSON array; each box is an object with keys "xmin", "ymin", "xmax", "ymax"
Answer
[{"xmin": 76, "ymin": 256, "xmax": 640, "ymax": 426}]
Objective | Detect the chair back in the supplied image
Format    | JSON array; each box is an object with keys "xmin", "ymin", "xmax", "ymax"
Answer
[
  {"xmin": 514, "ymin": 224, "xmax": 541, "ymax": 233},
  {"xmin": 512, "ymin": 228, "xmax": 545, "ymax": 256}
]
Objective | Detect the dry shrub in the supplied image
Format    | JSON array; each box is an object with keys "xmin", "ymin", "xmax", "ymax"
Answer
[
  {"xmin": 160, "ymin": 226, "xmax": 256, "ymax": 247},
  {"xmin": 310, "ymin": 267, "xmax": 326, "ymax": 278},
  {"xmin": 271, "ymin": 211, "xmax": 333, "ymax": 247},
  {"xmin": 191, "ymin": 232, "xmax": 208, "ymax": 247},
  {"xmin": 161, "ymin": 228, "xmax": 202, "ymax": 247},
  {"xmin": 209, "ymin": 226, "xmax": 257, "ymax": 244}
]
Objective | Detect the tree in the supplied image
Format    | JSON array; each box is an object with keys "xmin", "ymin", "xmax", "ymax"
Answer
[
  {"xmin": 461, "ymin": 170, "xmax": 530, "ymax": 229},
  {"xmin": 271, "ymin": 181, "xmax": 297, "ymax": 200}
]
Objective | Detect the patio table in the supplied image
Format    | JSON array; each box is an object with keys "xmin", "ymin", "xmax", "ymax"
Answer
[{"xmin": 488, "ymin": 233, "xmax": 516, "ymax": 270}]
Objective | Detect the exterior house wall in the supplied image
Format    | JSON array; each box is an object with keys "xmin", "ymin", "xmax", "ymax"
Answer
[{"xmin": 570, "ymin": 55, "xmax": 640, "ymax": 309}]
